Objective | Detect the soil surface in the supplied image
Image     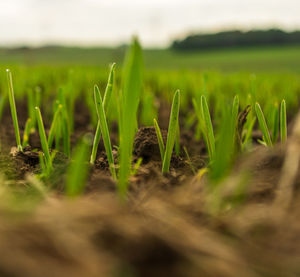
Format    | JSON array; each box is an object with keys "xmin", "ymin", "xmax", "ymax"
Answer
[{"xmin": 0, "ymin": 100, "xmax": 300, "ymax": 276}]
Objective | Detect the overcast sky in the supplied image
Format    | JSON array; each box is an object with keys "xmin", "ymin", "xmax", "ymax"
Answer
[{"xmin": 1, "ymin": 0, "xmax": 299, "ymax": 47}]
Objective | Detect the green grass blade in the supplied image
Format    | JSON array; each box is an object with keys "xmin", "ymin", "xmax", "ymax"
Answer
[
  {"xmin": 118, "ymin": 37, "xmax": 143, "ymax": 197},
  {"xmin": 90, "ymin": 121, "xmax": 101, "ymax": 164},
  {"xmin": 27, "ymin": 89, "xmax": 36, "ymax": 132},
  {"xmin": 242, "ymin": 117, "xmax": 256, "ymax": 150},
  {"xmin": 22, "ymin": 118, "xmax": 32, "ymax": 148},
  {"xmin": 66, "ymin": 135, "xmax": 91, "ymax": 197},
  {"xmin": 201, "ymin": 95, "xmax": 215, "ymax": 161},
  {"xmin": 90, "ymin": 64, "xmax": 115, "ymax": 164},
  {"xmin": 6, "ymin": 69, "xmax": 22, "ymax": 151},
  {"xmin": 131, "ymin": 157, "xmax": 143, "ymax": 176},
  {"xmin": 280, "ymin": 99, "xmax": 287, "ymax": 143},
  {"xmin": 153, "ymin": 118, "xmax": 165, "ymax": 161},
  {"xmin": 103, "ymin": 63, "xmax": 116, "ymax": 111},
  {"xmin": 48, "ymin": 104, "xmax": 62, "ymax": 148},
  {"xmin": 255, "ymin": 103, "xmax": 272, "ymax": 147},
  {"xmin": 35, "ymin": 107, "xmax": 52, "ymax": 169},
  {"xmin": 231, "ymin": 95, "xmax": 239, "ymax": 146},
  {"xmin": 59, "ymin": 88, "xmax": 71, "ymax": 156},
  {"xmin": 162, "ymin": 90, "xmax": 180, "ymax": 173},
  {"xmin": 232, "ymin": 95, "xmax": 239, "ymax": 127},
  {"xmin": 271, "ymin": 104, "xmax": 279, "ymax": 143},
  {"xmin": 94, "ymin": 85, "xmax": 116, "ymax": 179},
  {"xmin": 192, "ymin": 98, "xmax": 204, "ymax": 141}
]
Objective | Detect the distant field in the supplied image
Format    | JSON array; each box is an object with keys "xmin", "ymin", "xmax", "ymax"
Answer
[{"xmin": 0, "ymin": 45, "xmax": 300, "ymax": 72}]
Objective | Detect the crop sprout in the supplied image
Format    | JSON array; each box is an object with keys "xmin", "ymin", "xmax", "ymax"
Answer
[
  {"xmin": 2, "ymin": 38, "xmax": 292, "ymax": 203},
  {"xmin": 6, "ymin": 69, "xmax": 22, "ymax": 152},
  {"xmin": 153, "ymin": 90, "xmax": 181, "ymax": 173}
]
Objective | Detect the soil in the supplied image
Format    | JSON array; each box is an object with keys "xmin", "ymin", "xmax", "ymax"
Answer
[{"xmin": 0, "ymin": 100, "xmax": 300, "ymax": 276}]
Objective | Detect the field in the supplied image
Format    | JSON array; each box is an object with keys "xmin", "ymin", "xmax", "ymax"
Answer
[
  {"xmin": 1, "ymin": 44, "xmax": 300, "ymax": 71},
  {"xmin": 0, "ymin": 41, "xmax": 300, "ymax": 276}
]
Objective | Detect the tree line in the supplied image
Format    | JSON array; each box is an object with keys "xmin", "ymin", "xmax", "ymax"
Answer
[{"xmin": 171, "ymin": 29, "xmax": 300, "ymax": 50}]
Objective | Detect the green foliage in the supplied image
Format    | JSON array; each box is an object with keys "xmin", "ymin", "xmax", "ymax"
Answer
[
  {"xmin": 162, "ymin": 90, "xmax": 180, "ymax": 173},
  {"xmin": 280, "ymin": 99, "xmax": 287, "ymax": 142},
  {"xmin": 48, "ymin": 104, "xmax": 62, "ymax": 149},
  {"xmin": 93, "ymin": 85, "xmax": 116, "ymax": 180},
  {"xmin": 200, "ymin": 95, "xmax": 215, "ymax": 162},
  {"xmin": 6, "ymin": 69, "xmax": 22, "ymax": 151},
  {"xmin": 90, "ymin": 63, "xmax": 115, "ymax": 164},
  {"xmin": 210, "ymin": 97, "xmax": 240, "ymax": 183},
  {"xmin": 271, "ymin": 104, "xmax": 279, "ymax": 143},
  {"xmin": 58, "ymin": 88, "xmax": 71, "ymax": 156},
  {"xmin": 66, "ymin": 135, "xmax": 91, "ymax": 197},
  {"xmin": 153, "ymin": 118, "xmax": 165, "ymax": 161},
  {"xmin": 35, "ymin": 107, "xmax": 52, "ymax": 169},
  {"xmin": 118, "ymin": 37, "xmax": 143, "ymax": 198},
  {"xmin": 255, "ymin": 103, "xmax": 272, "ymax": 147},
  {"xmin": 153, "ymin": 90, "xmax": 181, "ymax": 173}
]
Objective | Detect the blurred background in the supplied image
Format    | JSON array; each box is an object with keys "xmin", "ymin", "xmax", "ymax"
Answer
[{"xmin": 1, "ymin": 0, "xmax": 300, "ymax": 71}]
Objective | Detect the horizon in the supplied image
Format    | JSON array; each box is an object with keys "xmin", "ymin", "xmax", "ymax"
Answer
[{"xmin": 1, "ymin": 0, "xmax": 300, "ymax": 47}]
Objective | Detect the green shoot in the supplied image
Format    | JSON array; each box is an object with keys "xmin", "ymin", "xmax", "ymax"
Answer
[
  {"xmin": 255, "ymin": 103, "xmax": 272, "ymax": 147},
  {"xmin": 162, "ymin": 90, "xmax": 180, "ymax": 173},
  {"xmin": 132, "ymin": 157, "xmax": 143, "ymax": 176},
  {"xmin": 118, "ymin": 37, "xmax": 143, "ymax": 197},
  {"xmin": 58, "ymin": 89, "xmax": 71, "ymax": 156},
  {"xmin": 6, "ymin": 69, "xmax": 22, "ymax": 151},
  {"xmin": 90, "ymin": 63, "xmax": 115, "ymax": 164},
  {"xmin": 201, "ymin": 95, "xmax": 215, "ymax": 161},
  {"xmin": 93, "ymin": 85, "xmax": 117, "ymax": 179},
  {"xmin": 35, "ymin": 107, "xmax": 52, "ymax": 169},
  {"xmin": 153, "ymin": 118, "xmax": 165, "ymax": 161},
  {"xmin": 103, "ymin": 63, "xmax": 116, "ymax": 110},
  {"xmin": 280, "ymin": 99, "xmax": 287, "ymax": 142},
  {"xmin": 66, "ymin": 135, "xmax": 91, "ymax": 197},
  {"xmin": 48, "ymin": 104, "xmax": 62, "ymax": 148},
  {"xmin": 27, "ymin": 89, "xmax": 36, "ymax": 132},
  {"xmin": 271, "ymin": 107, "xmax": 279, "ymax": 143},
  {"xmin": 22, "ymin": 118, "xmax": 32, "ymax": 148},
  {"xmin": 231, "ymin": 95, "xmax": 239, "ymax": 148},
  {"xmin": 242, "ymin": 117, "xmax": 256, "ymax": 151},
  {"xmin": 210, "ymin": 107, "xmax": 236, "ymax": 184}
]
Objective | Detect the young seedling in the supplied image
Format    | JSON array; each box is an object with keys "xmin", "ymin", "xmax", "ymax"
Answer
[
  {"xmin": 255, "ymin": 103, "xmax": 272, "ymax": 147},
  {"xmin": 280, "ymin": 99, "xmax": 287, "ymax": 142},
  {"xmin": 58, "ymin": 88, "xmax": 71, "ymax": 156},
  {"xmin": 242, "ymin": 117, "xmax": 256, "ymax": 151},
  {"xmin": 48, "ymin": 104, "xmax": 62, "ymax": 149},
  {"xmin": 271, "ymin": 103, "xmax": 279, "ymax": 143},
  {"xmin": 118, "ymin": 38, "xmax": 143, "ymax": 197},
  {"xmin": 90, "ymin": 63, "xmax": 115, "ymax": 164},
  {"xmin": 231, "ymin": 95, "xmax": 239, "ymax": 148},
  {"xmin": 66, "ymin": 135, "xmax": 91, "ymax": 197},
  {"xmin": 201, "ymin": 95, "xmax": 215, "ymax": 161},
  {"xmin": 27, "ymin": 89, "xmax": 36, "ymax": 133},
  {"xmin": 6, "ymin": 69, "xmax": 22, "ymax": 151},
  {"xmin": 153, "ymin": 118, "xmax": 165, "ymax": 161},
  {"xmin": 35, "ymin": 107, "xmax": 52, "ymax": 169},
  {"xmin": 93, "ymin": 85, "xmax": 117, "ymax": 180},
  {"xmin": 162, "ymin": 90, "xmax": 180, "ymax": 173}
]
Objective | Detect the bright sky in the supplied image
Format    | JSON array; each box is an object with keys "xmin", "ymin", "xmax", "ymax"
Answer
[{"xmin": 1, "ymin": 0, "xmax": 299, "ymax": 47}]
